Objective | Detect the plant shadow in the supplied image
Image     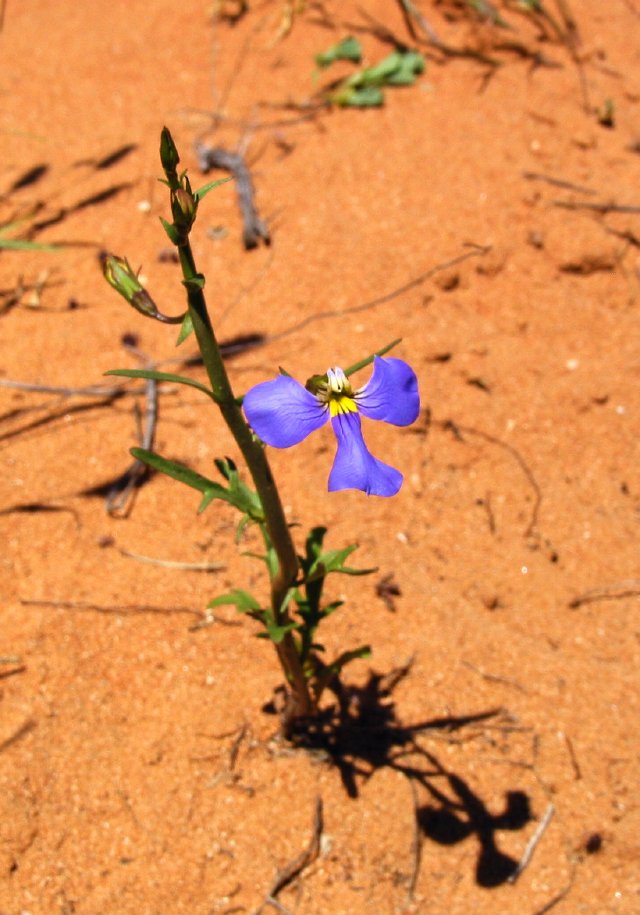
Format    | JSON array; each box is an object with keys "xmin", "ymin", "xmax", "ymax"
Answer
[{"xmin": 268, "ymin": 660, "xmax": 533, "ymax": 888}]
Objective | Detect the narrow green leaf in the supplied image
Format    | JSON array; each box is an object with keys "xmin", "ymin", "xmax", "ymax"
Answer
[
  {"xmin": 258, "ymin": 620, "xmax": 299, "ymax": 644},
  {"xmin": 328, "ymin": 645, "xmax": 371, "ymax": 673},
  {"xmin": 215, "ymin": 458, "xmax": 264, "ymax": 521},
  {"xmin": 194, "ymin": 175, "xmax": 233, "ymax": 202},
  {"xmin": 176, "ymin": 311, "xmax": 194, "ymax": 346},
  {"xmin": 182, "ymin": 273, "xmax": 205, "ymax": 291},
  {"xmin": 207, "ymin": 589, "xmax": 262, "ymax": 613},
  {"xmin": 131, "ymin": 448, "xmax": 221, "ymax": 493},
  {"xmin": 343, "ymin": 338, "xmax": 402, "ymax": 377},
  {"xmin": 198, "ymin": 488, "xmax": 228, "ymax": 513},
  {"xmin": 313, "ymin": 644, "xmax": 372, "ymax": 702},
  {"xmin": 160, "ymin": 217, "xmax": 180, "ymax": 244},
  {"xmin": 106, "ymin": 368, "xmax": 216, "ymax": 399},
  {"xmin": 307, "ymin": 544, "xmax": 375, "ymax": 581},
  {"xmin": 319, "ymin": 600, "xmax": 344, "ymax": 618}
]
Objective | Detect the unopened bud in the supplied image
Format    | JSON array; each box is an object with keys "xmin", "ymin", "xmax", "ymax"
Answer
[
  {"xmin": 160, "ymin": 127, "xmax": 180, "ymax": 177},
  {"xmin": 103, "ymin": 255, "xmax": 159, "ymax": 318},
  {"xmin": 171, "ymin": 187, "xmax": 198, "ymax": 232}
]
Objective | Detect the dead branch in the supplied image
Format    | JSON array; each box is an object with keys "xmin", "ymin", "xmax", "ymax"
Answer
[
  {"xmin": 20, "ymin": 597, "xmax": 206, "ymax": 621},
  {"xmin": 254, "ymin": 797, "xmax": 323, "ymax": 914},
  {"xmin": 118, "ymin": 548, "xmax": 225, "ymax": 572},
  {"xmin": 195, "ymin": 143, "xmax": 270, "ymax": 249},
  {"xmin": 508, "ymin": 803, "xmax": 555, "ymax": 883}
]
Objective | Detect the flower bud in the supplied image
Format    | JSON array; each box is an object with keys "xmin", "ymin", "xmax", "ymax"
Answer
[
  {"xmin": 171, "ymin": 187, "xmax": 198, "ymax": 232},
  {"xmin": 160, "ymin": 127, "xmax": 180, "ymax": 177},
  {"xmin": 103, "ymin": 255, "xmax": 159, "ymax": 318}
]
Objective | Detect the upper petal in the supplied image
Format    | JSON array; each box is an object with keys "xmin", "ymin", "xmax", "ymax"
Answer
[
  {"xmin": 356, "ymin": 356, "xmax": 420, "ymax": 426},
  {"xmin": 243, "ymin": 374, "xmax": 328, "ymax": 447},
  {"xmin": 328, "ymin": 411, "xmax": 403, "ymax": 497}
]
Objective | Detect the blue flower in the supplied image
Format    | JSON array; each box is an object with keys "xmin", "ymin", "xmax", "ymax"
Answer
[{"xmin": 243, "ymin": 356, "xmax": 420, "ymax": 496}]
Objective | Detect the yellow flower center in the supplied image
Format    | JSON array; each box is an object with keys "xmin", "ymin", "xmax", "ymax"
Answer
[{"xmin": 329, "ymin": 395, "xmax": 358, "ymax": 417}]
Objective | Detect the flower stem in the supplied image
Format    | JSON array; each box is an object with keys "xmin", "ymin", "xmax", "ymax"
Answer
[{"xmin": 177, "ymin": 240, "xmax": 313, "ymax": 726}]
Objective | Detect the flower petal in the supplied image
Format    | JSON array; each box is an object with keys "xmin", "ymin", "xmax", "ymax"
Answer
[
  {"xmin": 328, "ymin": 411, "xmax": 403, "ymax": 496},
  {"xmin": 356, "ymin": 356, "xmax": 420, "ymax": 426},
  {"xmin": 243, "ymin": 374, "xmax": 327, "ymax": 447}
]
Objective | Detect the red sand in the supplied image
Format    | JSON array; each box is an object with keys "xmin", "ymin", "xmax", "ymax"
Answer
[{"xmin": 1, "ymin": 2, "xmax": 639, "ymax": 912}]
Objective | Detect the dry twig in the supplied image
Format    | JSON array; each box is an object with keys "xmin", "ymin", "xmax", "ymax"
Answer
[
  {"xmin": 254, "ymin": 796, "xmax": 323, "ymax": 914},
  {"xmin": 118, "ymin": 548, "xmax": 225, "ymax": 572},
  {"xmin": 508, "ymin": 803, "xmax": 555, "ymax": 883}
]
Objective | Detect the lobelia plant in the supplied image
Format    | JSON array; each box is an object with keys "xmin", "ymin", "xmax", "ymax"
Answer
[{"xmin": 104, "ymin": 128, "xmax": 420, "ymax": 737}]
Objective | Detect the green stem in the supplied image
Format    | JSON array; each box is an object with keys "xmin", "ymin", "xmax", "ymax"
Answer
[{"xmin": 177, "ymin": 242, "xmax": 313, "ymax": 722}]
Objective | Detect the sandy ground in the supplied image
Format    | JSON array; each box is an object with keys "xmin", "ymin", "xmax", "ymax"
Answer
[{"xmin": 1, "ymin": 1, "xmax": 639, "ymax": 912}]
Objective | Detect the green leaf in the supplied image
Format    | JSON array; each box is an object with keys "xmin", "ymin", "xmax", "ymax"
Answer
[
  {"xmin": 160, "ymin": 217, "xmax": 180, "ymax": 244},
  {"xmin": 386, "ymin": 51, "xmax": 425, "ymax": 85},
  {"xmin": 319, "ymin": 599, "xmax": 344, "ymax": 618},
  {"xmin": 106, "ymin": 368, "xmax": 216, "ymax": 399},
  {"xmin": 335, "ymin": 86, "xmax": 384, "ymax": 108},
  {"xmin": 176, "ymin": 311, "xmax": 194, "ymax": 346},
  {"xmin": 343, "ymin": 338, "xmax": 402, "ymax": 378},
  {"xmin": 214, "ymin": 458, "xmax": 264, "ymax": 521},
  {"xmin": 354, "ymin": 52, "xmax": 405, "ymax": 86},
  {"xmin": 328, "ymin": 644, "xmax": 371, "ymax": 673},
  {"xmin": 131, "ymin": 448, "xmax": 217, "ymax": 492},
  {"xmin": 313, "ymin": 644, "xmax": 372, "ymax": 702},
  {"xmin": 307, "ymin": 544, "xmax": 376, "ymax": 582},
  {"xmin": 315, "ymin": 36, "xmax": 362, "ymax": 68},
  {"xmin": 130, "ymin": 448, "xmax": 236, "ymax": 513},
  {"xmin": 194, "ymin": 175, "xmax": 232, "ymax": 201},
  {"xmin": 235, "ymin": 513, "xmax": 255, "ymax": 543},
  {"xmin": 258, "ymin": 620, "xmax": 299, "ymax": 644},
  {"xmin": 182, "ymin": 273, "xmax": 205, "ymax": 291},
  {"xmin": 207, "ymin": 589, "xmax": 262, "ymax": 613},
  {"xmin": 197, "ymin": 488, "xmax": 230, "ymax": 513},
  {"xmin": 330, "ymin": 49, "xmax": 425, "ymax": 106},
  {"xmin": 242, "ymin": 547, "xmax": 279, "ymax": 578}
]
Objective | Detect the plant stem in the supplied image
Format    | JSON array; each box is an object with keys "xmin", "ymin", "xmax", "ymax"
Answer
[{"xmin": 177, "ymin": 241, "xmax": 314, "ymax": 725}]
